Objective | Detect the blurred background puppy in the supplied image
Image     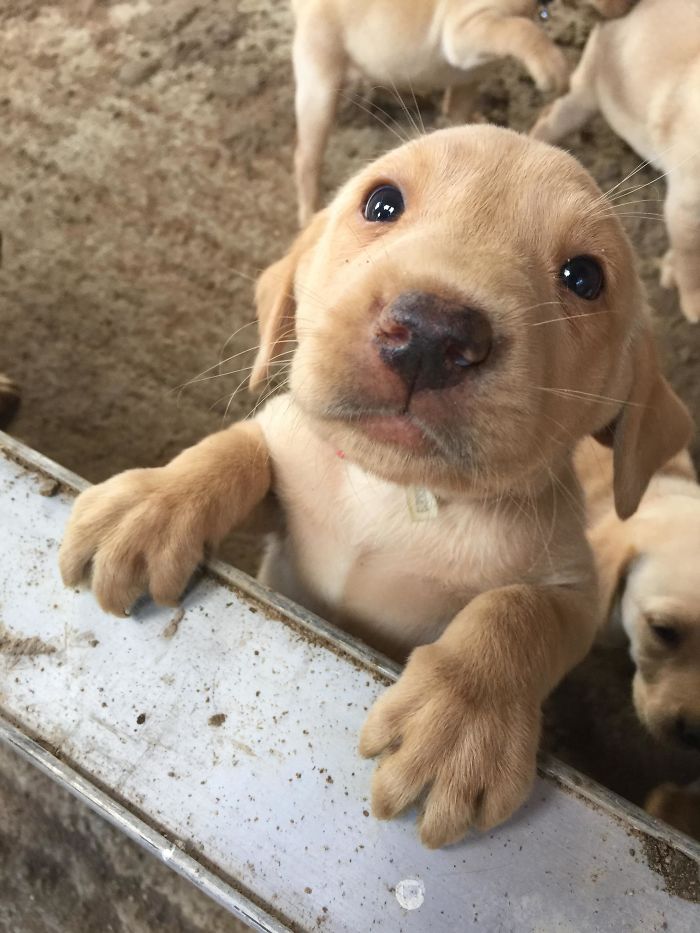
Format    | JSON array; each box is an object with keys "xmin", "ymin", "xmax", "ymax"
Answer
[
  {"xmin": 564, "ymin": 438, "xmax": 700, "ymax": 838},
  {"xmin": 292, "ymin": 0, "xmax": 568, "ymax": 223},
  {"xmin": 532, "ymin": 0, "xmax": 700, "ymax": 322}
]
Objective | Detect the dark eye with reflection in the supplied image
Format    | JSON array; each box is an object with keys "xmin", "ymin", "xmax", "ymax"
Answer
[
  {"xmin": 363, "ymin": 185, "xmax": 404, "ymax": 223},
  {"xmin": 559, "ymin": 256, "xmax": 604, "ymax": 300},
  {"xmin": 649, "ymin": 620, "xmax": 682, "ymax": 649}
]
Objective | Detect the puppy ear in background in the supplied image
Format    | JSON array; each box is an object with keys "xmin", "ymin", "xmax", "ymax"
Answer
[
  {"xmin": 594, "ymin": 331, "xmax": 693, "ymax": 520},
  {"xmin": 250, "ymin": 210, "xmax": 327, "ymax": 393},
  {"xmin": 587, "ymin": 513, "xmax": 638, "ymax": 625}
]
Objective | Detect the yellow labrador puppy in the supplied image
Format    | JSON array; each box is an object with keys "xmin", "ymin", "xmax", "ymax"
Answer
[
  {"xmin": 577, "ymin": 439, "xmax": 700, "ymax": 750},
  {"xmin": 60, "ymin": 126, "xmax": 691, "ymax": 848},
  {"xmin": 532, "ymin": 0, "xmax": 700, "ymax": 322},
  {"xmin": 292, "ymin": 0, "xmax": 569, "ymax": 224}
]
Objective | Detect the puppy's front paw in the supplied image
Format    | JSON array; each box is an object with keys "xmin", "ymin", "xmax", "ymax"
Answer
[
  {"xmin": 359, "ymin": 644, "xmax": 540, "ymax": 848},
  {"xmin": 529, "ymin": 47, "xmax": 569, "ymax": 94},
  {"xmin": 59, "ymin": 467, "xmax": 210, "ymax": 615}
]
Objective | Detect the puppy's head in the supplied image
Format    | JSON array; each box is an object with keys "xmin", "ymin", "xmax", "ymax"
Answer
[
  {"xmin": 252, "ymin": 126, "xmax": 690, "ymax": 510},
  {"xmin": 614, "ymin": 500, "xmax": 700, "ymax": 751}
]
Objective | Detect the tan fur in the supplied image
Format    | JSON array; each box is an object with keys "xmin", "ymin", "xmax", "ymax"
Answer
[
  {"xmin": 588, "ymin": 0, "xmax": 637, "ymax": 18},
  {"xmin": 60, "ymin": 127, "xmax": 691, "ymax": 848},
  {"xmin": 0, "ymin": 373, "xmax": 20, "ymax": 429},
  {"xmin": 645, "ymin": 782, "xmax": 700, "ymax": 840},
  {"xmin": 576, "ymin": 437, "xmax": 700, "ymax": 750},
  {"xmin": 532, "ymin": 0, "xmax": 700, "ymax": 323},
  {"xmin": 292, "ymin": 0, "xmax": 569, "ymax": 224}
]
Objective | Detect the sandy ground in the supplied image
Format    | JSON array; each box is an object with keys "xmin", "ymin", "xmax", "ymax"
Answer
[{"xmin": 0, "ymin": 1, "xmax": 699, "ymax": 930}]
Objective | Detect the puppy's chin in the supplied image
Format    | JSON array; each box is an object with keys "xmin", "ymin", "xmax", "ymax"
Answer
[{"xmin": 632, "ymin": 676, "xmax": 693, "ymax": 749}]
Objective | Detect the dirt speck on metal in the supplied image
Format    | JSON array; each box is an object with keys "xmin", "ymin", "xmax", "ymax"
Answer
[
  {"xmin": 162, "ymin": 608, "xmax": 185, "ymax": 640},
  {"xmin": 0, "ymin": 623, "xmax": 56, "ymax": 657},
  {"xmin": 639, "ymin": 834, "xmax": 700, "ymax": 903}
]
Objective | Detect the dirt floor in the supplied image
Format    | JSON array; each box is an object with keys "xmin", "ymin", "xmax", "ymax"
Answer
[{"xmin": 0, "ymin": 0, "xmax": 699, "ymax": 930}]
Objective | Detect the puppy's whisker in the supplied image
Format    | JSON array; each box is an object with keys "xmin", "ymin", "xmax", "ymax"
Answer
[
  {"xmin": 342, "ymin": 91, "xmax": 410, "ymax": 145},
  {"xmin": 174, "ymin": 343, "xmax": 260, "ymax": 393},
  {"xmin": 530, "ymin": 308, "xmax": 613, "ymax": 327},
  {"xmin": 533, "ymin": 386, "xmax": 645, "ymax": 409},
  {"xmin": 406, "ymin": 78, "xmax": 426, "ymax": 136},
  {"xmin": 182, "ymin": 351, "xmax": 296, "ymax": 390},
  {"xmin": 596, "ymin": 141, "xmax": 683, "ymax": 203},
  {"xmin": 388, "ymin": 79, "xmax": 424, "ymax": 139},
  {"xmin": 613, "ymin": 213, "xmax": 665, "ymax": 221},
  {"xmin": 217, "ymin": 318, "xmax": 260, "ymax": 362}
]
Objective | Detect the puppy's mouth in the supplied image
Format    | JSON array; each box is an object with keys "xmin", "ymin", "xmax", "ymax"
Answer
[
  {"xmin": 352, "ymin": 413, "xmax": 428, "ymax": 450},
  {"xmin": 309, "ymin": 401, "xmax": 434, "ymax": 455}
]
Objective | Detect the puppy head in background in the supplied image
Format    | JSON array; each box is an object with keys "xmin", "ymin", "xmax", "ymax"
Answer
[
  {"xmin": 596, "ymin": 493, "xmax": 700, "ymax": 752},
  {"xmin": 252, "ymin": 126, "xmax": 690, "ymax": 515}
]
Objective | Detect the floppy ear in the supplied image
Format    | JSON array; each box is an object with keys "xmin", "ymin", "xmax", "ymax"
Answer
[
  {"xmin": 594, "ymin": 331, "xmax": 693, "ymax": 520},
  {"xmin": 249, "ymin": 211, "xmax": 327, "ymax": 393}
]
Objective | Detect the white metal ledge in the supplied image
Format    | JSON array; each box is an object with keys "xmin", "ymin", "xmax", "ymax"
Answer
[{"xmin": 0, "ymin": 432, "xmax": 698, "ymax": 931}]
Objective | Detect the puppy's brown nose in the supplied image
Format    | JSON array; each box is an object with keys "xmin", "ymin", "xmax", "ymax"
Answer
[{"xmin": 374, "ymin": 291, "xmax": 492, "ymax": 393}]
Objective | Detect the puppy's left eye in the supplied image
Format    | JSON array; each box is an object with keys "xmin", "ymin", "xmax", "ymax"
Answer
[
  {"xmin": 363, "ymin": 185, "xmax": 404, "ymax": 223},
  {"xmin": 559, "ymin": 256, "xmax": 604, "ymax": 300}
]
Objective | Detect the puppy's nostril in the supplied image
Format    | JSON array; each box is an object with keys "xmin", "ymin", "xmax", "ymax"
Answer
[
  {"xmin": 675, "ymin": 717, "xmax": 700, "ymax": 751},
  {"xmin": 376, "ymin": 322, "xmax": 411, "ymax": 348},
  {"xmin": 446, "ymin": 338, "xmax": 490, "ymax": 369}
]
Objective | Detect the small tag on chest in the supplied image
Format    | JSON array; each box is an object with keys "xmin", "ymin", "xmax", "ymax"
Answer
[{"xmin": 406, "ymin": 486, "xmax": 439, "ymax": 522}]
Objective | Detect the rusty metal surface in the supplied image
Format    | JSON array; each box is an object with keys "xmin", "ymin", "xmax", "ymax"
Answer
[{"xmin": 1, "ymin": 432, "xmax": 698, "ymax": 932}]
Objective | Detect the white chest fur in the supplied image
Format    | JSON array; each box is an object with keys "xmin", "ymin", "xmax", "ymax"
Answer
[{"xmin": 256, "ymin": 396, "xmax": 583, "ymax": 657}]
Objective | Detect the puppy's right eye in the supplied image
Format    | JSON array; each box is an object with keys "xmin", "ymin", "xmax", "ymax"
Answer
[
  {"xmin": 559, "ymin": 256, "xmax": 604, "ymax": 300},
  {"xmin": 649, "ymin": 619, "xmax": 682, "ymax": 649},
  {"xmin": 363, "ymin": 185, "xmax": 404, "ymax": 223}
]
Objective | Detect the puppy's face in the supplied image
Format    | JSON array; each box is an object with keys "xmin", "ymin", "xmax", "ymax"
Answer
[
  {"xmin": 621, "ymin": 502, "xmax": 700, "ymax": 752},
  {"xmin": 254, "ymin": 127, "xmax": 690, "ymax": 511}
]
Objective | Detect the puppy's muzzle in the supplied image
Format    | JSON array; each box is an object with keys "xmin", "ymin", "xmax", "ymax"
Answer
[
  {"xmin": 675, "ymin": 716, "xmax": 700, "ymax": 752},
  {"xmin": 374, "ymin": 292, "xmax": 492, "ymax": 393}
]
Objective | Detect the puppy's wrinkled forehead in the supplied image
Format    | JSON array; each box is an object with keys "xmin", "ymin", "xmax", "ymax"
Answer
[{"xmin": 327, "ymin": 126, "xmax": 626, "ymax": 274}]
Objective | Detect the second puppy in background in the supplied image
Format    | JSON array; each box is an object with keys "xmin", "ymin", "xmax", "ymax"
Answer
[
  {"xmin": 292, "ymin": 0, "xmax": 568, "ymax": 224},
  {"xmin": 577, "ymin": 440, "xmax": 700, "ymax": 752},
  {"xmin": 532, "ymin": 0, "xmax": 700, "ymax": 323},
  {"xmin": 577, "ymin": 438, "xmax": 700, "ymax": 838}
]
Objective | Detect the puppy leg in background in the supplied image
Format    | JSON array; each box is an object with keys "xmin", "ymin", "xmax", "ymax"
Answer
[
  {"xmin": 443, "ymin": 4, "xmax": 568, "ymax": 95},
  {"xmin": 59, "ymin": 422, "xmax": 271, "ymax": 615},
  {"xmin": 588, "ymin": 0, "xmax": 636, "ymax": 18},
  {"xmin": 530, "ymin": 28, "xmax": 600, "ymax": 141},
  {"xmin": 645, "ymin": 782, "xmax": 700, "ymax": 841},
  {"xmin": 441, "ymin": 81, "xmax": 481, "ymax": 123},
  {"xmin": 293, "ymin": 10, "xmax": 346, "ymax": 227},
  {"xmin": 663, "ymin": 170, "xmax": 700, "ymax": 323},
  {"xmin": 0, "ymin": 373, "xmax": 20, "ymax": 429},
  {"xmin": 360, "ymin": 583, "xmax": 597, "ymax": 848}
]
